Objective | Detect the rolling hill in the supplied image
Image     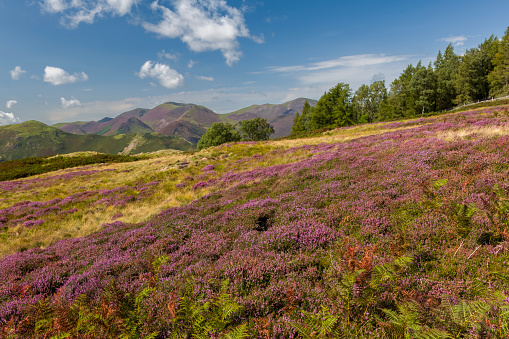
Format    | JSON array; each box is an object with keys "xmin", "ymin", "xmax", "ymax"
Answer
[{"xmin": 0, "ymin": 120, "xmax": 194, "ymax": 161}]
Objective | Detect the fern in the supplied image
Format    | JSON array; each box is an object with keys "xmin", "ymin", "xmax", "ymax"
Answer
[
  {"xmin": 121, "ymin": 287, "xmax": 158, "ymax": 339},
  {"xmin": 451, "ymin": 300, "xmax": 489, "ymax": 331},
  {"xmin": 439, "ymin": 295, "xmax": 490, "ymax": 336},
  {"xmin": 222, "ymin": 323, "xmax": 249, "ymax": 339},
  {"xmin": 414, "ymin": 328, "xmax": 452, "ymax": 339},
  {"xmin": 152, "ymin": 255, "xmax": 170, "ymax": 273},
  {"xmin": 290, "ymin": 305, "xmax": 342, "ymax": 338},
  {"xmin": 381, "ymin": 302, "xmax": 422, "ymax": 339},
  {"xmin": 169, "ymin": 280, "xmax": 248, "ymax": 339}
]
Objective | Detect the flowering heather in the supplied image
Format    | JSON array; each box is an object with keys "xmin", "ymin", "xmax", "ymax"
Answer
[{"xmin": 1, "ymin": 106, "xmax": 509, "ymax": 337}]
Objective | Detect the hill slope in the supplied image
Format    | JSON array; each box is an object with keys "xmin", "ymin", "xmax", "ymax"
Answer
[
  {"xmin": 0, "ymin": 120, "xmax": 194, "ymax": 161},
  {"xmin": 3, "ymin": 105, "xmax": 508, "ymax": 337}
]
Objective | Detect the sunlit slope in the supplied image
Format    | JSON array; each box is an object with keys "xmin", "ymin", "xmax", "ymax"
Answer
[{"xmin": 1, "ymin": 104, "xmax": 509, "ymax": 337}]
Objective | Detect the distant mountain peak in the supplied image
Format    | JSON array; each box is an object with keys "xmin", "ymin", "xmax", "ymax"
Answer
[{"xmin": 53, "ymin": 98, "xmax": 317, "ymax": 143}]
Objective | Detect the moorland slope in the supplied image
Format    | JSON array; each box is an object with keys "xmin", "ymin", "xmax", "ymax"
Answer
[{"xmin": 1, "ymin": 105, "xmax": 509, "ymax": 337}]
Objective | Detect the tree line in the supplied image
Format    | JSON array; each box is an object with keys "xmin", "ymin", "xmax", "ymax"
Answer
[{"xmin": 292, "ymin": 26, "xmax": 509, "ymax": 135}]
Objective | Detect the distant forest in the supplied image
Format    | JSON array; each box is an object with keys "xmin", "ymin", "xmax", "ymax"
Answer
[{"xmin": 292, "ymin": 26, "xmax": 509, "ymax": 134}]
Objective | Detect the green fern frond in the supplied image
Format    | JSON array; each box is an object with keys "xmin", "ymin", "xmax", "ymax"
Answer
[
  {"xmin": 394, "ymin": 256, "xmax": 413, "ymax": 268},
  {"xmin": 290, "ymin": 306, "xmax": 340, "ymax": 338},
  {"xmin": 433, "ymin": 179, "xmax": 448, "ymax": 190},
  {"xmin": 382, "ymin": 302, "xmax": 422, "ymax": 336},
  {"xmin": 451, "ymin": 300, "xmax": 489, "ymax": 328},
  {"xmin": 152, "ymin": 255, "xmax": 169, "ymax": 273},
  {"xmin": 142, "ymin": 331, "xmax": 160, "ymax": 339},
  {"xmin": 414, "ymin": 328, "xmax": 453, "ymax": 339},
  {"xmin": 222, "ymin": 324, "xmax": 249, "ymax": 339}
]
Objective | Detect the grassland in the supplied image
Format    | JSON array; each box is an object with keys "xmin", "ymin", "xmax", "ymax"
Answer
[{"xmin": 1, "ymin": 105, "xmax": 509, "ymax": 337}]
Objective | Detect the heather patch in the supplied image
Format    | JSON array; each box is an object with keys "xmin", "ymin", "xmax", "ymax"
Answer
[{"xmin": 2, "ymin": 107, "xmax": 509, "ymax": 337}]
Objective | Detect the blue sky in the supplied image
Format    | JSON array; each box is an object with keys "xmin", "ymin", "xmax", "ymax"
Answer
[{"xmin": 1, "ymin": 0, "xmax": 509, "ymax": 125}]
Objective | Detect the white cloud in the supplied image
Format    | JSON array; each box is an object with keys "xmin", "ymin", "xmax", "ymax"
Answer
[
  {"xmin": 264, "ymin": 53, "xmax": 420, "ymax": 90},
  {"xmin": 44, "ymin": 66, "xmax": 88, "ymax": 85},
  {"xmin": 10, "ymin": 66, "xmax": 27, "ymax": 80},
  {"xmin": 137, "ymin": 60, "xmax": 184, "ymax": 89},
  {"xmin": 187, "ymin": 59, "xmax": 196, "ymax": 68},
  {"xmin": 6, "ymin": 100, "xmax": 18, "ymax": 109},
  {"xmin": 196, "ymin": 75, "xmax": 214, "ymax": 81},
  {"xmin": 143, "ymin": 0, "xmax": 251, "ymax": 65},
  {"xmin": 158, "ymin": 50, "xmax": 178, "ymax": 61},
  {"xmin": 41, "ymin": 0, "xmax": 67, "ymax": 13},
  {"xmin": 268, "ymin": 54, "xmax": 410, "ymax": 73},
  {"xmin": 251, "ymin": 33, "xmax": 264, "ymax": 44},
  {"xmin": 46, "ymin": 99, "xmax": 138, "ymax": 122},
  {"xmin": 60, "ymin": 96, "xmax": 82, "ymax": 108},
  {"xmin": 440, "ymin": 36, "xmax": 468, "ymax": 46},
  {"xmin": 40, "ymin": 0, "xmax": 257, "ymax": 64},
  {"xmin": 40, "ymin": 0, "xmax": 139, "ymax": 27},
  {"xmin": 0, "ymin": 111, "xmax": 21, "ymax": 126}
]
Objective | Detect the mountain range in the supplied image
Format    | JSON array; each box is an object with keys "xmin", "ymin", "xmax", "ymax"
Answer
[
  {"xmin": 54, "ymin": 98, "xmax": 316, "ymax": 142},
  {"xmin": 0, "ymin": 98, "xmax": 316, "ymax": 161}
]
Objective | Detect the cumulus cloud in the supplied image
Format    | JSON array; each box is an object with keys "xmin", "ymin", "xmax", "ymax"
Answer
[
  {"xmin": 60, "ymin": 96, "xmax": 82, "ymax": 108},
  {"xmin": 137, "ymin": 61, "xmax": 184, "ymax": 89},
  {"xmin": 44, "ymin": 66, "xmax": 88, "ymax": 85},
  {"xmin": 143, "ymin": 0, "xmax": 251, "ymax": 65},
  {"xmin": 440, "ymin": 36, "xmax": 468, "ymax": 46},
  {"xmin": 0, "ymin": 111, "xmax": 21, "ymax": 126},
  {"xmin": 10, "ymin": 66, "xmax": 27, "ymax": 80},
  {"xmin": 40, "ymin": 0, "xmax": 257, "ymax": 64},
  {"xmin": 187, "ymin": 59, "xmax": 196, "ymax": 68},
  {"xmin": 6, "ymin": 100, "xmax": 18, "ymax": 109},
  {"xmin": 40, "ymin": 0, "xmax": 139, "ymax": 27}
]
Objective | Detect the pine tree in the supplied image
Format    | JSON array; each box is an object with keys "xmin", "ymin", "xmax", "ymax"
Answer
[
  {"xmin": 434, "ymin": 44, "xmax": 460, "ymax": 111},
  {"xmin": 408, "ymin": 62, "xmax": 437, "ymax": 114},
  {"xmin": 455, "ymin": 36, "xmax": 498, "ymax": 104},
  {"xmin": 311, "ymin": 83, "xmax": 354, "ymax": 129},
  {"xmin": 489, "ymin": 26, "xmax": 509, "ymax": 97}
]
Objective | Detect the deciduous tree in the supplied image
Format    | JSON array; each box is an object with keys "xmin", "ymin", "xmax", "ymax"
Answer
[
  {"xmin": 239, "ymin": 117, "xmax": 274, "ymax": 141},
  {"xmin": 197, "ymin": 122, "xmax": 241, "ymax": 150}
]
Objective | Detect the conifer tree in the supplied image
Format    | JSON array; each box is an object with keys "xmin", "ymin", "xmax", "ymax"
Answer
[
  {"xmin": 489, "ymin": 26, "xmax": 509, "ymax": 97},
  {"xmin": 435, "ymin": 44, "xmax": 460, "ymax": 110},
  {"xmin": 311, "ymin": 83, "xmax": 354, "ymax": 129},
  {"xmin": 455, "ymin": 36, "xmax": 498, "ymax": 104}
]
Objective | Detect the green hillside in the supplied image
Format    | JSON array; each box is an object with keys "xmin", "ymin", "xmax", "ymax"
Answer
[{"xmin": 0, "ymin": 121, "xmax": 194, "ymax": 161}]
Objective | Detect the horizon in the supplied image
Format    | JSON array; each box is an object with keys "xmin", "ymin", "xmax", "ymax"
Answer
[{"xmin": 1, "ymin": 0, "xmax": 509, "ymax": 125}]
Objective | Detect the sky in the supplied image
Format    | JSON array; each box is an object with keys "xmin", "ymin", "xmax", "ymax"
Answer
[{"xmin": 1, "ymin": 0, "xmax": 509, "ymax": 125}]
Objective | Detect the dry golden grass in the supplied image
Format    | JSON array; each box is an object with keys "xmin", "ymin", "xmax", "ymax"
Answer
[{"xmin": 436, "ymin": 125, "xmax": 509, "ymax": 141}]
